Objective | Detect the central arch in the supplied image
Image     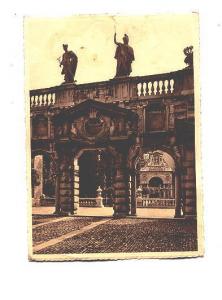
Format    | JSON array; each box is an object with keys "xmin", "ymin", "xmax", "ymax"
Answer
[{"xmin": 73, "ymin": 147, "xmax": 115, "ymax": 217}]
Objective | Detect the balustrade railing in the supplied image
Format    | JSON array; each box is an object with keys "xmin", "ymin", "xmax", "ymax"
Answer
[
  {"xmin": 139, "ymin": 185, "xmax": 174, "ymax": 199},
  {"xmin": 79, "ymin": 198, "xmax": 97, "ymax": 207},
  {"xmin": 30, "ymin": 89, "xmax": 56, "ymax": 107},
  {"xmin": 30, "ymin": 68, "xmax": 192, "ymax": 109},
  {"xmin": 137, "ymin": 198, "xmax": 176, "ymax": 208},
  {"xmin": 135, "ymin": 75, "xmax": 175, "ymax": 97}
]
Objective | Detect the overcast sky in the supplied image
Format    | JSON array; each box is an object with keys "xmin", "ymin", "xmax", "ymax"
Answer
[{"xmin": 25, "ymin": 14, "xmax": 198, "ymax": 90}]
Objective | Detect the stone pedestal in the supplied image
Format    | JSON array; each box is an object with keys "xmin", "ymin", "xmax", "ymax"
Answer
[
  {"xmin": 136, "ymin": 185, "xmax": 143, "ymax": 207},
  {"xmin": 96, "ymin": 186, "xmax": 104, "ymax": 207}
]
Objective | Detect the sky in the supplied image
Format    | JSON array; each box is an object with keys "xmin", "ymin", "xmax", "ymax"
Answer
[{"xmin": 25, "ymin": 14, "xmax": 199, "ymax": 90}]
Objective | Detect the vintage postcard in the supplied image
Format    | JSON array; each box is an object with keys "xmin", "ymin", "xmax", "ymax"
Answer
[{"xmin": 25, "ymin": 13, "xmax": 204, "ymax": 261}]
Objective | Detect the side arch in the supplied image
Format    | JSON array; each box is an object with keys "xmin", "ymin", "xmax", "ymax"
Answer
[{"xmin": 130, "ymin": 146, "xmax": 183, "ymax": 218}]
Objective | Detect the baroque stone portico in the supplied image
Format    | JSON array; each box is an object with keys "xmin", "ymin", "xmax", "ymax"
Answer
[{"xmin": 30, "ymin": 53, "xmax": 196, "ymax": 218}]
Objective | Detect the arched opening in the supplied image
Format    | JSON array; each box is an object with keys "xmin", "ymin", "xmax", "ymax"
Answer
[
  {"xmin": 32, "ymin": 154, "xmax": 43, "ymax": 206},
  {"xmin": 74, "ymin": 148, "xmax": 115, "ymax": 217},
  {"xmin": 149, "ymin": 177, "xmax": 163, "ymax": 187},
  {"xmin": 79, "ymin": 151, "xmax": 98, "ymax": 198},
  {"xmin": 135, "ymin": 150, "xmax": 176, "ymax": 218},
  {"xmin": 32, "ymin": 151, "xmax": 56, "ymax": 207},
  {"xmin": 148, "ymin": 177, "xmax": 163, "ymax": 198}
]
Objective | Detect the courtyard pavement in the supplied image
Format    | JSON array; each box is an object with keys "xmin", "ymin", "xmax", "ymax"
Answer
[
  {"xmin": 32, "ymin": 206, "xmax": 175, "ymax": 218},
  {"xmin": 32, "ymin": 212, "xmax": 197, "ymax": 254}
]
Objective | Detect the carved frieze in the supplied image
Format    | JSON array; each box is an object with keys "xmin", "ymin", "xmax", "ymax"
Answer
[
  {"xmin": 54, "ymin": 104, "xmax": 137, "ymax": 141},
  {"xmin": 139, "ymin": 151, "xmax": 173, "ymax": 172}
]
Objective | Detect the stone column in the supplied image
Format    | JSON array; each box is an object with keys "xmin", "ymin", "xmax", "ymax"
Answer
[
  {"xmin": 31, "ymin": 157, "xmax": 34, "ymax": 198},
  {"xmin": 130, "ymin": 171, "xmax": 137, "ymax": 216},
  {"xmin": 174, "ymin": 169, "xmax": 182, "ymax": 218},
  {"xmin": 54, "ymin": 151, "xmax": 74, "ymax": 216},
  {"xmin": 48, "ymin": 113, "xmax": 54, "ymax": 139},
  {"xmin": 128, "ymin": 175, "xmax": 132, "ymax": 214},
  {"xmin": 54, "ymin": 154, "xmax": 61, "ymax": 214},
  {"xmin": 73, "ymin": 158, "xmax": 79, "ymax": 213},
  {"xmin": 113, "ymin": 153, "xmax": 129, "ymax": 218}
]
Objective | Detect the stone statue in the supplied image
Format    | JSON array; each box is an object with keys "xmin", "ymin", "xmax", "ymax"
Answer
[
  {"xmin": 109, "ymin": 119, "xmax": 115, "ymax": 136},
  {"xmin": 184, "ymin": 46, "xmax": 193, "ymax": 69},
  {"xmin": 114, "ymin": 33, "xmax": 135, "ymax": 77},
  {"xmin": 70, "ymin": 122, "xmax": 78, "ymax": 137},
  {"xmin": 60, "ymin": 44, "xmax": 78, "ymax": 83}
]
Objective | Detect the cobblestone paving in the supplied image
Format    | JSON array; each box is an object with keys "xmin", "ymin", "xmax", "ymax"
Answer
[
  {"xmin": 32, "ymin": 216, "xmax": 104, "ymax": 246},
  {"xmin": 35, "ymin": 218, "xmax": 197, "ymax": 254},
  {"xmin": 32, "ymin": 215, "xmax": 62, "ymax": 226}
]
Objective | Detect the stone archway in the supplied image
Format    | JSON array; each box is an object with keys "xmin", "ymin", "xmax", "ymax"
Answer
[
  {"xmin": 129, "ymin": 147, "xmax": 181, "ymax": 218},
  {"xmin": 52, "ymin": 98, "xmax": 138, "ymax": 217},
  {"xmin": 71, "ymin": 145, "xmax": 131, "ymax": 218}
]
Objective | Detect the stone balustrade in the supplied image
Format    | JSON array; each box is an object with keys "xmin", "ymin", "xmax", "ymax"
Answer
[
  {"xmin": 136, "ymin": 76, "xmax": 175, "ymax": 97},
  {"xmin": 79, "ymin": 198, "xmax": 97, "ymax": 207},
  {"xmin": 30, "ymin": 88, "xmax": 56, "ymax": 107},
  {"xmin": 137, "ymin": 198, "xmax": 176, "ymax": 208},
  {"xmin": 30, "ymin": 69, "xmax": 193, "ymax": 109},
  {"xmin": 30, "ymin": 68, "xmax": 193, "ymax": 110}
]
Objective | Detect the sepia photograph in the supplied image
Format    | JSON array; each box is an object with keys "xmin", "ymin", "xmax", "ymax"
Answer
[{"xmin": 25, "ymin": 13, "xmax": 203, "ymax": 260}]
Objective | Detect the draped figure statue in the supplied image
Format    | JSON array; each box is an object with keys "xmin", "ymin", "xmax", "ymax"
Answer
[
  {"xmin": 60, "ymin": 44, "xmax": 78, "ymax": 83},
  {"xmin": 114, "ymin": 33, "xmax": 135, "ymax": 77}
]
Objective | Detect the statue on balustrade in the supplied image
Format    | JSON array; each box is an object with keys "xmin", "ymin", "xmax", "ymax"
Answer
[
  {"xmin": 114, "ymin": 33, "xmax": 135, "ymax": 77},
  {"xmin": 184, "ymin": 46, "xmax": 193, "ymax": 69},
  {"xmin": 60, "ymin": 44, "xmax": 78, "ymax": 83}
]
